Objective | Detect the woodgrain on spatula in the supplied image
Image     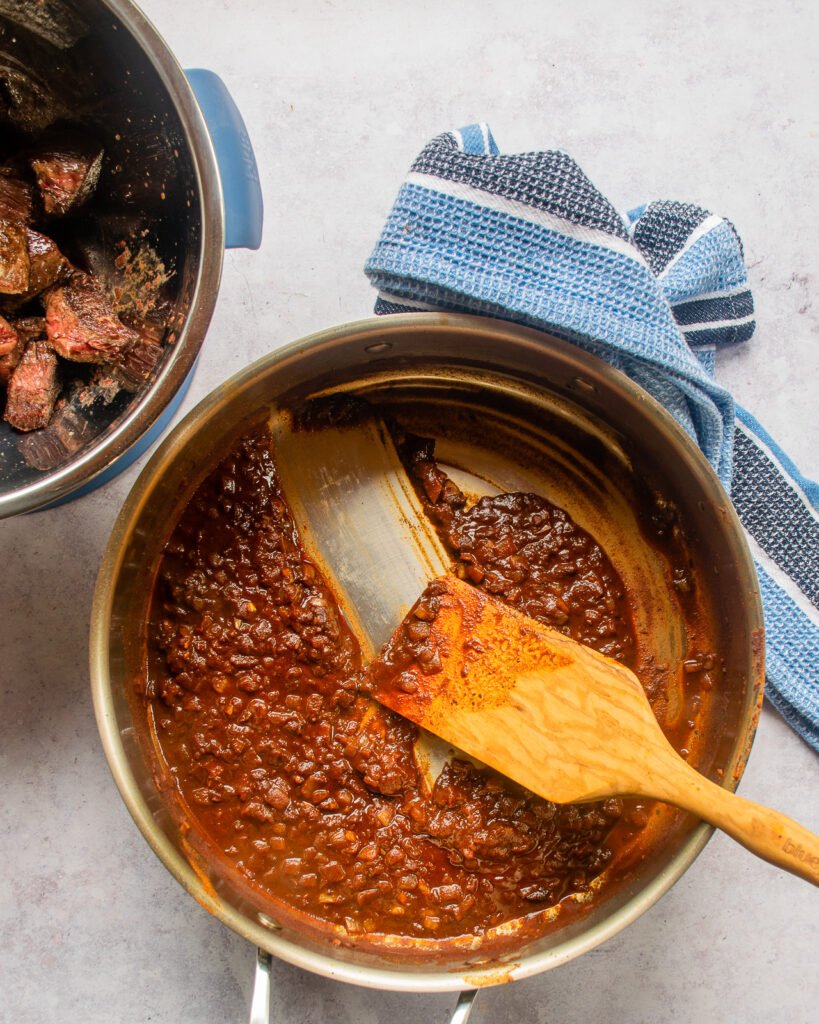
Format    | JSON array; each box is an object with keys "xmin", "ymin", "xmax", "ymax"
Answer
[{"xmin": 367, "ymin": 574, "xmax": 819, "ymax": 886}]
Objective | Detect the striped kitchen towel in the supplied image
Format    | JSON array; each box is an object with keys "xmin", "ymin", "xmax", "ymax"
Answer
[{"xmin": 364, "ymin": 124, "xmax": 819, "ymax": 752}]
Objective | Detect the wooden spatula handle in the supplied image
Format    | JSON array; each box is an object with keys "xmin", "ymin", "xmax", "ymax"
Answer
[{"xmin": 657, "ymin": 760, "xmax": 819, "ymax": 886}]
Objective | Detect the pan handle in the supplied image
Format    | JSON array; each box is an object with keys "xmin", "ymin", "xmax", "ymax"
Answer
[
  {"xmin": 249, "ymin": 948, "xmax": 273, "ymax": 1024},
  {"xmin": 185, "ymin": 68, "xmax": 264, "ymax": 251},
  {"xmin": 247, "ymin": 949, "xmax": 477, "ymax": 1023},
  {"xmin": 450, "ymin": 989, "xmax": 478, "ymax": 1023}
]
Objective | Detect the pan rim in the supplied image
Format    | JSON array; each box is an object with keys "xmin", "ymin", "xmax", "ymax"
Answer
[{"xmin": 90, "ymin": 311, "xmax": 765, "ymax": 991}]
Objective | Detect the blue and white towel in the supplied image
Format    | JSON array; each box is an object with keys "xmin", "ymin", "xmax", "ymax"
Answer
[{"xmin": 365, "ymin": 124, "xmax": 819, "ymax": 752}]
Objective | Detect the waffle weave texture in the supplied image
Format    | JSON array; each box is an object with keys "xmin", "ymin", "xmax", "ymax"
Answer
[{"xmin": 365, "ymin": 124, "xmax": 819, "ymax": 750}]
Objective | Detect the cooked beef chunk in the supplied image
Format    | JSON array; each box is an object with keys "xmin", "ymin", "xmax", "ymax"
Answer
[
  {"xmin": 0, "ymin": 168, "xmax": 34, "ymax": 223},
  {"xmin": 45, "ymin": 274, "xmax": 138, "ymax": 363},
  {"xmin": 30, "ymin": 132, "xmax": 103, "ymax": 215},
  {"xmin": 4, "ymin": 338, "xmax": 59, "ymax": 430},
  {"xmin": 0, "ymin": 0, "xmax": 90, "ymax": 50},
  {"xmin": 0, "ymin": 52, "xmax": 60, "ymax": 134},
  {"xmin": 113, "ymin": 336, "xmax": 164, "ymax": 391},
  {"xmin": 0, "ymin": 312, "xmax": 18, "ymax": 347},
  {"xmin": 111, "ymin": 316, "xmax": 165, "ymax": 391},
  {"xmin": 1, "ymin": 229, "xmax": 70, "ymax": 311},
  {"xmin": 16, "ymin": 409, "xmax": 70, "ymax": 468},
  {"xmin": 0, "ymin": 219, "xmax": 30, "ymax": 294},
  {"xmin": 13, "ymin": 315, "xmax": 47, "ymax": 343},
  {"xmin": 25, "ymin": 227, "xmax": 69, "ymax": 293},
  {"xmin": 16, "ymin": 406, "xmax": 67, "ymax": 468},
  {"xmin": 17, "ymin": 380, "xmax": 100, "ymax": 470},
  {"xmin": 0, "ymin": 312, "xmax": 24, "ymax": 382}
]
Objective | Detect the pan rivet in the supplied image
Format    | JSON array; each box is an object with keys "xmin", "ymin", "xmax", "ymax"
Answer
[
  {"xmin": 258, "ymin": 913, "xmax": 282, "ymax": 931},
  {"xmin": 571, "ymin": 376, "xmax": 597, "ymax": 393},
  {"xmin": 365, "ymin": 342, "xmax": 393, "ymax": 354}
]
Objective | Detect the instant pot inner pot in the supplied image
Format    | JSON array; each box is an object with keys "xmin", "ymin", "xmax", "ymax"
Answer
[
  {"xmin": 0, "ymin": 1, "xmax": 200, "ymax": 496},
  {"xmin": 104, "ymin": 334, "xmax": 759, "ymax": 980}
]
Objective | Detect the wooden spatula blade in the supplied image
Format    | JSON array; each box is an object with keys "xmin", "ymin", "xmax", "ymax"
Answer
[
  {"xmin": 366, "ymin": 573, "xmax": 672, "ymax": 804},
  {"xmin": 366, "ymin": 575, "xmax": 819, "ymax": 885}
]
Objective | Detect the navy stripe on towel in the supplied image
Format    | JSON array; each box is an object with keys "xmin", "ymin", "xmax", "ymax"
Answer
[
  {"xmin": 411, "ymin": 137, "xmax": 630, "ymax": 240},
  {"xmin": 673, "ymin": 289, "xmax": 754, "ymax": 325},
  {"xmin": 732, "ymin": 426, "xmax": 819, "ymax": 608},
  {"xmin": 684, "ymin": 321, "xmax": 756, "ymax": 346},
  {"xmin": 632, "ymin": 200, "xmax": 711, "ymax": 274}
]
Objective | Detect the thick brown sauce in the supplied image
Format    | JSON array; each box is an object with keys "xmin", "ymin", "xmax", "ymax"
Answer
[
  {"xmin": 146, "ymin": 423, "xmax": 708, "ymax": 948},
  {"xmin": 398, "ymin": 433, "xmax": 633, "ymax": 663}
]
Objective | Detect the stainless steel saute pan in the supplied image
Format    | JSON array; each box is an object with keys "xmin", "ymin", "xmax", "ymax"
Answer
[{"xmin": 90, "ymin": 313, "xmax": 764, "ymax": 1015}]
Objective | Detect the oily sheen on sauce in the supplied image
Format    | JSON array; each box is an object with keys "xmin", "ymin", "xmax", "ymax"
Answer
[{"xmin": 145, "ymin": 422, "xmax": 714, "ymax": 951}]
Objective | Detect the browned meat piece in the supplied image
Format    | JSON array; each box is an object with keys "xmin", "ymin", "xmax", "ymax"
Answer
[
  {"xmin": 16, "ymin": 406, "xmax": 75, "ymax": 468},
  {"xmin": 1, "ymin": 229, "xmax": 71, "ymax": 311},
  {"xmin": 30, "ymin": 133, "xmax": 104, "ymax": 215},
  {"xmin": 0, "ymin": 52, "xmax": 60, "ymax": 134},
  {"xmin": 0, "ymin": 312, "xmax": 19, "ymax": 347},
  {"xmin": 0, "ymin": 219, "xmax": 30, "ymax": 294},
  {"xmin": 17, "ymin": 421, "xmax": 66, "ymax": 470},
  {"xmin": 113, "ymin": 336, "xmax": 164, "ymax": 391},
  {"xmin": 17, "ymin": 373, "xmax": 117, "ymax": 471},
  {"xmin": 0, "ymin": 313, "xmax": 24, "ymax": 382},
  {"xmin": 4, "ymin": 339, "xmax": 60, "ymax": 430},
  {"xmin": 13, "ymin": 315, "xmax": 47, "ymax": 343},
  {"xmin": 111, "ymin": 316, "xmax": 165, "ymax": 391},
  {"xmin": 18, "ymin": 393, "xmax": 93, "ymax": 470},
  {"xmin": 0, "ymin": 0, "xmax": 90, "ymax": 49},
  {"xmin": 0, "ymin": 168, "xmax": 34, "ymax": 223},
  {"xmin": 28, "ymin": 228, "xmax": 70, "ymax": 291},
  {"xmin": 45, "ymin": 275, "xmax": 138, "ymax": 363}
]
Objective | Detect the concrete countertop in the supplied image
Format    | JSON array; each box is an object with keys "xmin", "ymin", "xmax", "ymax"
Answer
[{"xmin": 1, "ymin": 1, "xmax": 817, "ymax": 1021}]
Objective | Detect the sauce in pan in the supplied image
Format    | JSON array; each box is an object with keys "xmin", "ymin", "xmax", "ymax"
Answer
[{"xmin": 145, "ymin": 416, "xmax": 715, "ymax": 951}]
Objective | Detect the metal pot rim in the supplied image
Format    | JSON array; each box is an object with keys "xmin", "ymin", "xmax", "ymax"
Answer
[
  {"xmin": 0, "ymin": 0, "xmax": 224, "ymax": 518},
  {"xmin": 90, "ymin": 312, "xmax": 765, "ymax": 992}
]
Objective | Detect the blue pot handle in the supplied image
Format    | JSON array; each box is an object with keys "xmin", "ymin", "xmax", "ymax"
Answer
[{"xmin": 185, "ymin": 68, "xmax": 264, "ymax": 250}]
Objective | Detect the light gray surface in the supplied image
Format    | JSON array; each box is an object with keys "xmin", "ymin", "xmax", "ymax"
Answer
[{"xmin": 1, "ymin": 1, "xmax": 817, "ymax": 1021}]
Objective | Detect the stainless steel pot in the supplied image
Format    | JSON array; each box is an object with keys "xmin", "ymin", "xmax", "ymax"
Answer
[
  {"xmin": 90, "ymin": 313, "xmax": 764, "ymax": 996},
  {"xmin": 0, "ymin": 0, "xmax": 262, "ymax": 517}
]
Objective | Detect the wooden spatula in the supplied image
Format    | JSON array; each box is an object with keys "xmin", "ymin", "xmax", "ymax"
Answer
[
  {"xmin": 271, "ymin": 406, "xmax": 819, "ymax": 886},
  {"xmin": 367, "ymin": 574, "xmax": 819, "ymax": 886}
]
